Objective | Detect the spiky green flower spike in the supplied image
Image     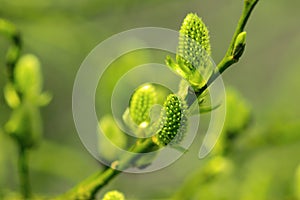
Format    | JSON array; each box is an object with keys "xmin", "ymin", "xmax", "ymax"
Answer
[
  {"xmin": 178, "ymin": 13, "xmax": 211, "ymax": 58},
  {"xmin": 129, "ymin": 83, "xmax": 157, "ymax": 127},
  {"xmin": 166, "ymin": 13, "xmax": 212, "ymax": 90},
  {"xmin": 155, "ymin": 94, "xmax": 188, "ymax": 146}
]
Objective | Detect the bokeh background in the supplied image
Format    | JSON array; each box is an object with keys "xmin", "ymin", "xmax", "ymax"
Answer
[{"xmin": 1, "ymin": 0, "xmax": 300, "ymax": 199}]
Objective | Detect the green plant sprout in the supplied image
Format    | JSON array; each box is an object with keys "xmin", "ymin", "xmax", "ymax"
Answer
[
  {"xmin": 0, "ymin": 18, "xmax": 51, "ymax": 199},
  {"xmin": 55, "ymin": 0, "xmax": 260, "ymax": 199},
  {"xmin": 0, "ymin": 0, "xmax": 260, "ymax": 199}
]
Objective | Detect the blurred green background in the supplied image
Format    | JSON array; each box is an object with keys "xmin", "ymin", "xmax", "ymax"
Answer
[{"xmin": 0, "ymin": 0, "xmax": 300, "ymax": 199}]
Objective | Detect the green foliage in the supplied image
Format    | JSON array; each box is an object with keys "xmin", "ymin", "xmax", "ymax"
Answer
[
  {"xmin": 102, "ymin": 190, "xmax": 125, "ymax": 200},
  {"xmin": 155, "ymin": 94, "xmax": 187, "ymax": 146}
]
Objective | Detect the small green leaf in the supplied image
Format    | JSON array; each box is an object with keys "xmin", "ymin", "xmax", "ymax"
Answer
[
  {"xmin": 36, "ymin": 92, "xmax": 52, "ymax": 106},
  {"xmin": 3, "ymin": 83, "xmax": 20, "ymax": 108},
  {"xmin": 166, "ymin": 55, "xmax": 188, "ymax": 80}
]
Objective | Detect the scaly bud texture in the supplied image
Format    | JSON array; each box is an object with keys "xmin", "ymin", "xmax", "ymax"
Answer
[
  {"xmin": 177, "ymin": 13, "xmax": 211, "ymax": 71},
  {"xmin": 156, "ymin": 94, "xmax": 187, "ymax": 146},
  {"xmin": 129, "ymin": 84, "xmax": 157, "ymax": 126},
  {"xmin": 166, "ymin": 13, "xmax": 212, "ymax": 90}
]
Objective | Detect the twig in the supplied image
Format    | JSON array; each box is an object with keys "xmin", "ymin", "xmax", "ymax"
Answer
[
  {"xmin": 18, "ymin": 146, "xmax": 31, "ymax": 199},
  {"xmin": 196, "ymin": 0, "xmax": 259, "ymax": 96},
  {"xmin": 0, "ymin": 18, "xmax": 32, "ymax": 199},
  {"xmin": 55, "ymin": 139, "xmax": 155, "ymax": 199}
]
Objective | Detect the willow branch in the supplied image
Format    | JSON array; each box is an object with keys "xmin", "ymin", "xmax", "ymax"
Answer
[
  {"xmin": 18, "ymin": 146, "xmax": 31, "ymax": 199},
  {"xmin": 55, "ymin": 139, "xmax": 155, "ymax": 200},
  {"xmin": 0, "ymin": 18, "xmax": 32, "ymax": 199},
  {"xmin": 56, "ymin": 0, "xmax": 260, "ymax": 199},
  {"xmin": 196, "ymin": 0, "xmax": 259, "ymax": 96}
]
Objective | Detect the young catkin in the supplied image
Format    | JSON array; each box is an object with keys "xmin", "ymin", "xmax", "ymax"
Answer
[
  {"xmin": 156, "ymin": 94, "xmax": 187, "ymax": 146},
  {"xmin": 177, "ymin": 13, "xmax": 211, "ymax": 71},
  {"xmin": 129, "ymin": 84, "xmax": 157, "ymax": 126}
]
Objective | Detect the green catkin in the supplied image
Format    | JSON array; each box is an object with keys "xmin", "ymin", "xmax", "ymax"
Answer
[
  {"xmin": 164, "ymin": 13, "xmax": 212, "ymax": 90},
  {"xmin": 156, "ymin": 94, "xmax": 187, "ymax": 146},
  {"xmin": 129, "ymin": 84, "xmax": 157, "ymax": 127},
  {"xmin": 177, "ymin": 13, "xmax": 211, "ymax": 71}
]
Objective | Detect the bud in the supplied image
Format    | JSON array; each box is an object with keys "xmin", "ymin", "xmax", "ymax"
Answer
[
  {"xmin": 232, "ymin": 31, "xmax": 247, "ymax": 60},
  {"xmin": 129, "ymin": 84, "xmax": 157, "ymax": 127},
  {"xmin": 102, "ymin": 190, "xmax": 125, "ymax": 200},
  {"xmin": 14, "ymin": 54, "xmax": 42, "ymax": 96},
  {"xmin": 155, "ymin": 94, "xmax": 187, "ymax": 146}
]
